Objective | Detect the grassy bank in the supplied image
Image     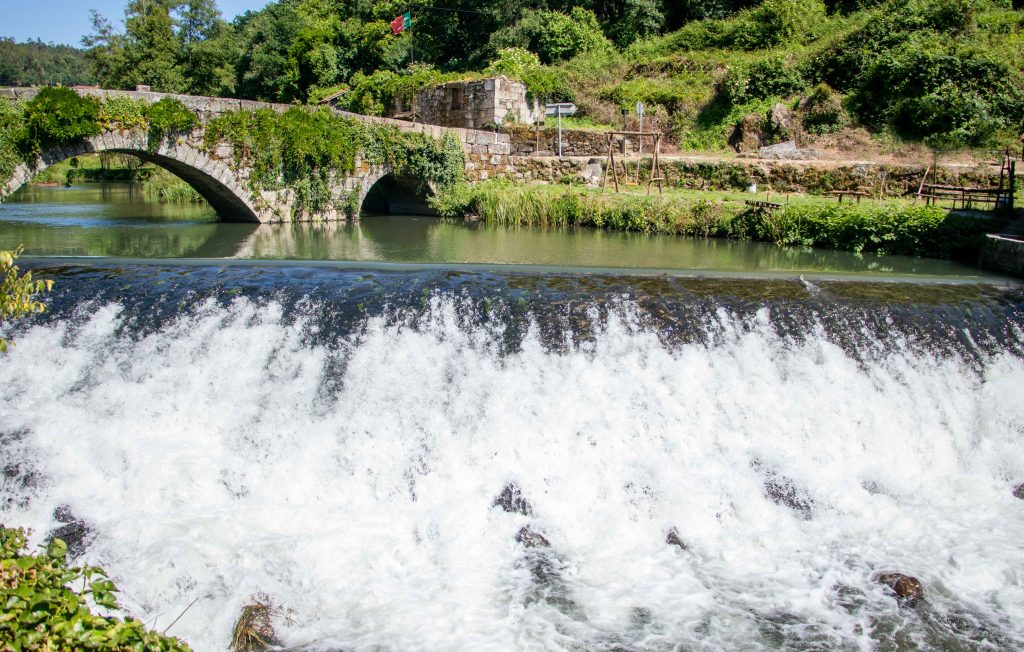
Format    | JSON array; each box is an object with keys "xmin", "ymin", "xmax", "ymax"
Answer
[
  {"xmin": 434, "ymin": 182, "xmax": 1005, "ymax": 260},
  {"xmin": 141, "ymin": 168, "xmax": 205, "ymax": 204}
]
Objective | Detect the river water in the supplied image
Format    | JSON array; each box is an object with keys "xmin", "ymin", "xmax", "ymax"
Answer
[{"xmin": 1, "ymin": 184, "xmax": 1023, "ymax": 651}]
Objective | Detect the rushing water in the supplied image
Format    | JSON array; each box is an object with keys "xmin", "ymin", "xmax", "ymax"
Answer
[{"xmin": 1, "ymin": 185, "xmax": 1024, "ymax": 651}]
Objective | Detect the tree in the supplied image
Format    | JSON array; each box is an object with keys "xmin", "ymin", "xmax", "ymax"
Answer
[{"xmin": 233, "ymin": 2, "xmax": 304, "ymax": 102}]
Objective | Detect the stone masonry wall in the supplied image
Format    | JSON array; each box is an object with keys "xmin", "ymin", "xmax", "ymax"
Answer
[
  {"xmin": 506, "ymin": 126, "xmax": 647, "ymax": 157},
  {"xmin": 414, "ymin": 77, "xmax": 540, "ymax": 130}
]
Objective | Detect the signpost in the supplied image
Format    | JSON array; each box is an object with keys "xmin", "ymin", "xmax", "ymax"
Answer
[
  {"xmin": 545, "ymin": 103, "xmax": 577, "ymax": 158},
  {"xmin": 636, "ymin": 102, "xmax": 645, "ymax": 158}
]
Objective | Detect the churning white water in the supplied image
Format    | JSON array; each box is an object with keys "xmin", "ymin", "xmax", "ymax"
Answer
[{"xmin": 2, "ymin": 294, "xmax": 1024, "ymax": 651}]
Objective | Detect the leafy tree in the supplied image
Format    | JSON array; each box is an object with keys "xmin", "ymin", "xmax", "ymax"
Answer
[
  {"xmin": 233, "ymin": 2, "xmax": 304, "ymax": 101},
  {"xmin": 607, "ymin": 0, "xmax": 665, "ymax": 47},
  {"xmin": 488, "ymin": 8, "xmax": 612, "ymax": 64}
]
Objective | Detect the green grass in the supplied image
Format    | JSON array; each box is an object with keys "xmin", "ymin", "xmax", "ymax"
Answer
[{"xmin": 434, "ymin": 180, "xmax": 1004, "ymax": 260}]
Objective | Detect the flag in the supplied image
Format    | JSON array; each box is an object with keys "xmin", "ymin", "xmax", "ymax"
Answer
[{"xmin": 391, "ymin": 12, "xmax": 411, "ymax": 35}]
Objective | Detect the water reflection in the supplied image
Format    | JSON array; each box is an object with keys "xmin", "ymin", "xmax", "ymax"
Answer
[{"xmin": 0, "ymin": 183, "xmax": 1000, "ymax": 278}]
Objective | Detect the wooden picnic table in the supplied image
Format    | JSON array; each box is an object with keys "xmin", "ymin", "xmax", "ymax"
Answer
[{"xmin": 832, "ymin": 190, "xmax": 868, "ymax": 204}]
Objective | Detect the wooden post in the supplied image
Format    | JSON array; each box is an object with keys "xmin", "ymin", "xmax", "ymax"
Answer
[{"xmin": 1011, "ymin": 160, "xmax": 1016, "ymax": 210}]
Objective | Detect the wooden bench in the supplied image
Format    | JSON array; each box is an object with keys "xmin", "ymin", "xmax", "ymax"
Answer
[
  {"xmin": 832, "ymin": 190, "xmax": 868, "ymax": 204},
  {"xmin": 745, "ymin": 200, "xmax": 782, "ymax": 210}
]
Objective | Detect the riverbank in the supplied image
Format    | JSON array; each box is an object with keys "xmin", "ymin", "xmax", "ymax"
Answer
[{"xmin": 434, "ymin": 182, "xmax": 1007, "ymax": 262}]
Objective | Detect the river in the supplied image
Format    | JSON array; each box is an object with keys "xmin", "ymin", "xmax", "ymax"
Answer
[{"xmin": 1, "ymin": 183, "xmax": 1023, "ymax": 651}]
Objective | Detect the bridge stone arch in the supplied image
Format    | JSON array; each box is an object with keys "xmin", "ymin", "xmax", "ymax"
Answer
[
  {"xmin": 2, "ymin": 129, "xmax": 264, "ymax": 223},
  {"xmin": 356, "ymin": 166, "xmax": 439, "ymax": 216}
]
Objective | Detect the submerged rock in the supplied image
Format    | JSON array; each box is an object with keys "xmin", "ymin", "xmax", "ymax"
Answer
[
  {"xmin": 516, "ymin": 525, "xmax": 550, "ymax": 549},
  {"xmin": 493, "ymin": 483, "xmax": 533, "ymax": 516},
  {"xmin": 1012, "ymin": 483, "xmax": 1024, "ymax": 499},
  {"xmin": 877, "ymin": 572, "xmax": 924, "ymax": 606},
  {"xmin": 665, "ymin": 528, "xmax": 688, "ymax": 550}
]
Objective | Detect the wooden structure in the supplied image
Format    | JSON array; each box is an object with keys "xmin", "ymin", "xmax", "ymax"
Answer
[
  {"xmin": 744, "ymin": 200, "xmax": 782, "ymax": 211},
  {"xmin": 914, "ymin": 149, "xmax": 1016, "ymax": 210},
  {"xmin": 601, "ymin": 131, "xmax": 664, "ymax": 195},
  {"xmin": 832, "ymin": 190, "xmax": 868, "ymax": 204}
]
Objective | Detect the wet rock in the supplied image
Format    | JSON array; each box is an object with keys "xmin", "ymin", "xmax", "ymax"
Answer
[
  {"xmin": 45, "ymin": 520, "xmax": 92, "ymax": 559},
  {"xmin": 630, "ymin": 606, "xmax": 652, "ymax": 627},
  {"xmin": 753, "ymin": 461, "xmax": 815, "ymax": 518},
  {"xmin": 876, "ymin": 572, "xmax": 924, "ymax": 606},
  {"xmin": 516, "ymin": 525, "xmax": 550, "ymax": 548},
  {"xmin": 53, "ymin": 504, "xmax": 75, "ymax": 523},
  {"xmin": 730, "ymin": 113, "xmax": 764, "ymax": 153},
  {"xmin": 493, "ymin": 482, "xmax": 533, "ymax": 516},
  {"xmin": 665, "ymin": 528, "xmax": 688, "ymax": 550},
  {"xmin": 1012, "ymin": 483, "xmax": 1024, "ymax": 499}
]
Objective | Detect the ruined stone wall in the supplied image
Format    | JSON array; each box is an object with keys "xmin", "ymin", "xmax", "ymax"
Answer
[
  {"xmin": 464, "ymin": 153, "xmax": 592, "ymax": 184},
  {"xmin": 506, "ymin": 126, "xmax": 646, "ymax": 157},
  {"xmin": 415, "ymin": 77, "xmax": 540, "ymax": 130}
]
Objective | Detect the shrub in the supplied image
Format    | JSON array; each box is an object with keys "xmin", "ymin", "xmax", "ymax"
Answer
[
  {"xmin": 146, "ymin": 98, "xmax": 199, "ymax": 151},
  {"xmin": 0, "ymin": 526, "xmax": 191, "ymax": 650},
  {"xmin": 1, "ymin": 247, "xmax": 52, "ymax": 352},
  {"xmin": 99, "ymin": 95, "xmax": 148, "ymax": 131},
  {"xmin": 800, "ymin": 83, "xmax": 848, "ymax": 134},
  {"xmin": 485, "ymin": 48, "xmax": 575, "ymax": 103},
  {"xmin": 737, "ymin": 0, "xmax": 827, "ymax": 49},
  {"xmin": 22, "ymin": 87, "xmax": 102, "ymax": 152}
]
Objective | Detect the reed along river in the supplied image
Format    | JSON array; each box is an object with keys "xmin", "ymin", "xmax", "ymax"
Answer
[{"xmin": 1, "ymin": 185, "xmax": 1024, "ymax": 651}]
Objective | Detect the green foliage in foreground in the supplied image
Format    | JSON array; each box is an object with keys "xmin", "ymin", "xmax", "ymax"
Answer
[
  {"xmin": 434, "ymin": 182, "xmax": 1000, "ymax": 259},
  {"xmin": 204, "ymin": 106, "xmax": 465, "ymax": 216},
  {"xmin": 0, "ymin": 526, "xmax": 192, "ymax": 650},
  {"xmin": 0, "ymin": 248, "xmax": 52, "ymax": 353}
]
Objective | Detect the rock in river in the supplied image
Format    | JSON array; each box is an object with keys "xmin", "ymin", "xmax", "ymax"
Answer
[
  {"xmin": 877, "ymin": 572, "xmax": 924, "ymax": 606},
  {"xmin": 516, "ymin": 526, "xmax": 550, "ymax": 549},
  {"xmin": 493, "ymin": 482, "xmax": 533, "ymax": 516}
]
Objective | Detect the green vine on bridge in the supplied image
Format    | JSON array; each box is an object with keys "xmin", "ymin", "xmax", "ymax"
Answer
[{"xmin": 203, "ymin": 106, "xmax": 465, "ymax": 217}]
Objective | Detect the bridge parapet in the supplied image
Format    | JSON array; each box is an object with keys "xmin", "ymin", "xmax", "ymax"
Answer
[{"xmin": 0, "ymin": 87, "xmax": 511, "ymax": 157}]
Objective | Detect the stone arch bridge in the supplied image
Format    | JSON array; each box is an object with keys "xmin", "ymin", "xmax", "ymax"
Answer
[{"xmin": 0, "ymin": 88, "xmax": 523, "ymax": 223}]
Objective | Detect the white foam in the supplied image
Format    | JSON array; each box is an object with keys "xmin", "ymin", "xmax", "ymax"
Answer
[{"xmin": 2, "ymin": 296, "xmax": 1023, "ymax": 650}]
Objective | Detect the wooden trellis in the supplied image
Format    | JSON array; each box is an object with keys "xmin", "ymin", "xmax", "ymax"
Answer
[{"xmin": 601, "ymin": 131, "xmax": 664, "ymax": 196}]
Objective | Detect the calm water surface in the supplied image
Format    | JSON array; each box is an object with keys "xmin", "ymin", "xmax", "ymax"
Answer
[{"xmin": 0, "ymin": 183, "xmax": 1007, "ymax": 279}]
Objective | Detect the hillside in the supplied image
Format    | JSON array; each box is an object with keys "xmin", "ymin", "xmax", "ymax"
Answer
[
  {"xmin": 546, "ymin": 0, "xmax": 1024, "ymax": 157},
  {"xmin": 0, "ymin": 38, "xmax": 94, "ymax": 87},
  {"xmin": 13, "ymin": 0, "xmax": 1024, "ymax": 159}
]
